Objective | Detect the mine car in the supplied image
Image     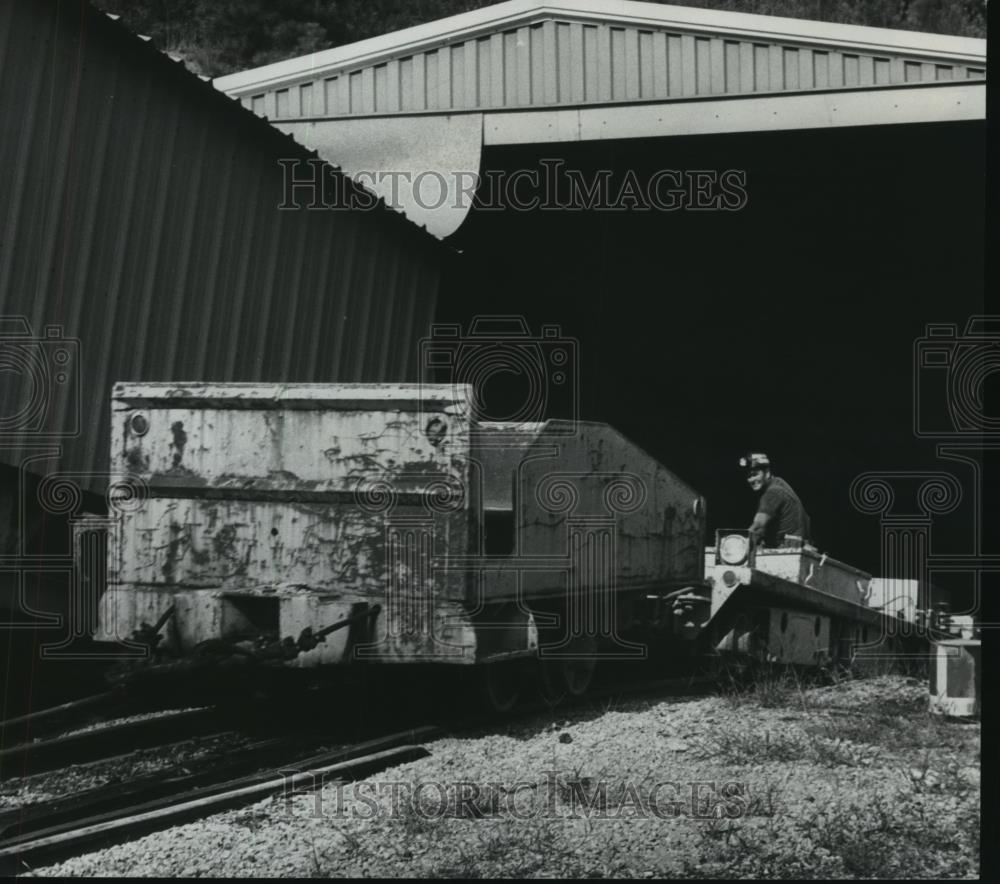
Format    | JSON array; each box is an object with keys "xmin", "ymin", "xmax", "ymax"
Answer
[{"xmin": 97, "ymin": 382, "xmax": 902, "ymax": 710}]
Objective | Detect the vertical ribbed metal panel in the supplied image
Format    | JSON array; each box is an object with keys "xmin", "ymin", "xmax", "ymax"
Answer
[
  {"xmin": 0, "ymin": 0, "xmax": 445, "ymax": 492},
  {"xmin": 247, "ymin": 16, "xmax": 984, "ymax": 121}
]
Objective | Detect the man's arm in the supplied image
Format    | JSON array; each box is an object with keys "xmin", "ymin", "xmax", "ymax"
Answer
[{"xmin": 748, "ymin": 511, "xmax": 770, "ymax": 547}]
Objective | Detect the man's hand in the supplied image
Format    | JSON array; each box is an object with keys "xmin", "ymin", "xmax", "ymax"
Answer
[{"xmin": 748, "ymin": 511, "xmax": 770, "ymax": 547}]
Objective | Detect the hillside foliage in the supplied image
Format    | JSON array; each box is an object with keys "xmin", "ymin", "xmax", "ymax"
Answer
[{"xmin": 97, "ymin": 0, "xmax": 987, "ymax": 78}]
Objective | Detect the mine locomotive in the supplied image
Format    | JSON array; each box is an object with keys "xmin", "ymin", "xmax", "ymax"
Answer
[{"xmin": 98, "ymin": 383, "xmax": 908, "ymax": 711}]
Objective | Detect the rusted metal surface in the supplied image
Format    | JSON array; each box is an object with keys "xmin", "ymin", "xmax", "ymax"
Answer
[
  {"xmin": 101, "ymin": 384, "xmax": 708, "ymax": 665},
  {"xmin": 99, "ymin": 383, "xmax": 479, "ymax": 663},
  {"xmin": 0, "ymin": 1, "xmax": 446, "ymax": 494},
  {"xmin": 704, "ymin": 544, "xmax": 873, "ymax": 613},
  {"xmin": 217, "ymin": 0, "xmax": 986, "ymax": 120},
  {"xmin": 473, "ymin": 420, "xmax": 706, "ymax": 604}
]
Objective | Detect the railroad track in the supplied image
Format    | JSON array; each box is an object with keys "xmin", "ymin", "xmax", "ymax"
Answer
[
  {"xmin": 0, "ymin": 725, "xmax": 439, "ymax": 875},
  {"xmin": 0, "ymin": 707, "xmax": 231, "ymax": 781},
  {"xmin": 0, "ymin": 663, "xmax": 767, "ymax": 875}
]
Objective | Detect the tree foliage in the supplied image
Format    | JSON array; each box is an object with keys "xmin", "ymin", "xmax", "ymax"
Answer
[{"xmin": 96, "ymin": 0, "xmax": 987, "ymax": 78}]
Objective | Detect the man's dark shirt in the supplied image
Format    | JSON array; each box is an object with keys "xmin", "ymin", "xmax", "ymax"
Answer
[{"xmin": 757, "ymin": 476, "xmax": 810, "ymax": 547}]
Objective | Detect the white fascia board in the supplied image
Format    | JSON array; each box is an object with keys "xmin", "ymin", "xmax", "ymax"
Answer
[
  {"xmin": 483, "ymin": 81, "xmax": 985, "ymax": 143},
  {"xmin": 214, "ymin": 0, "xmax": 986, "ymax": 95}
]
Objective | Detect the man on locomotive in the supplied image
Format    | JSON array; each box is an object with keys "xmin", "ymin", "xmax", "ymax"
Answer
[{"xmin": 741, "ymin": 452, "xmax": 810, "ymax": 548}]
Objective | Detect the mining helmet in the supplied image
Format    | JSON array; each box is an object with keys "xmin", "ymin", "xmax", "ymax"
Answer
[{"xmin": 739, "ymin": 452, "xmax": 771, "ymax": 472}]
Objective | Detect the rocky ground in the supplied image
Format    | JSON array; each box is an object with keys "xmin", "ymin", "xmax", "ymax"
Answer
[{"xmin": 23, "ymin": 673, "xmax": 980, "ymax": 878}]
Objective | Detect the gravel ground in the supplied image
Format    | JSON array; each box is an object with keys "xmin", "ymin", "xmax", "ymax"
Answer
[
  {"xmin": 1, "ymin": 729, "xmax": 250, "ymax": 812},
  {"xmin": 24, "ymin": 674, "xmax": 979, "ymax": 878}
]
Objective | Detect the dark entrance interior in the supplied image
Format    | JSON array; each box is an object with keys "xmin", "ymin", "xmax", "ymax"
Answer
[{"xmin": 439, "ymin": 119, "xmax": 987, "ymax": 596}]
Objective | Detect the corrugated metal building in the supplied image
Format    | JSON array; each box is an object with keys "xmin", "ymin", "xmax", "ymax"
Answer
[
  {"xmin": 214, "ymin": 0, "xmax": 986, "ymax": 579},
  {"xmin": 217, "ymin": 0, "xmax": 986, "ymax": 118},
  {"xmin": 0, "ymin": 0, "xmax": 448, "ymax": 499}
]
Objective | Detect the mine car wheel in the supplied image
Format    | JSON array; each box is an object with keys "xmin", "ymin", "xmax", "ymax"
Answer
[
  {"xmin": 560, "ymin": 653, "xmax": 597, "ymax": 697},
  {"xmin": 480, "ymin": 661, "xmax": 523, "ymax": 714},
  {"xmin": 536, "ymin": 638, "xmax": 599, "ymax": 704},
  {"xmin": 536, "ymin": 659, "xmax": 567, "ymax": 705}
]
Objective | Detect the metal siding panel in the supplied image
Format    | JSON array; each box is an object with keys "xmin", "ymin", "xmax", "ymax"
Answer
[
  {"xmin": 503, "ymin": 31, "xmax": 519, "ymax": 107},
  {"xmin": 324, "ymin": 214, "xmax": 360, "ymax": 380},
  {"xmin": 696, "ymin": 37, "xmax": 712, "ymax": 95},
  {"xmin": 386, "ymin": 59, "xmax": 400, "ymax": 111},
  {"xmin": 921, "ymin": 62, "xmax": 936, "ymax": 82},
  {"xmin": 638, "ymin": 31, "xmax": 657, "ymax": 98},
  {"xmin": 424, "ymin": 49, "xmax": 441, "ymax": 110},
  {"xmin": 813, "ymin": 50, "xmax": 829, "ymax": 88},
  {"xmin": 769, "ymin": 44, "xmax": 783, "ymax": 91},
  {"xmin": 859, "ymin": 55, "xmax": 875, "ymax": 86},
  {"xmin": 348, "ymin": 72, "xmax": 361, "ymax": 113},
  {"xmin": 450, "ymin": 44, "xmax": 464, "ymax": 107},
  {"xmin": 739, "ymin": 41, "xmax": 754, "ymax": 93},
  {"xmin": 828, "ymin": 51, "xmax": 844, "ymax": 87},
  {"xmin": 904, "ymin": 61, "xmax": 921, "ymax": 82},
  {"xmin": 583, "ymin": 25, "xmax": 599, "ymax": 102},
  {"xmin": 843, "ymin": 54, "xmax": 859, "ymax": 87},
  {"xmin": 344, "ymin": 223, "xmax": 381, "ymax": 379},
  {"xmin": 323, "ymin": 77, "xmax": 338, "ymax": 114},
  {"xmin": 649, "ymin": 31, "xmax": 670, "ymax": 98},
  {"xmin": 463, "ymin": 40, "xmax": 478, "ymax": 107},
  {"xmin": 724, "ymin": 40, "xmax": 740, "ymax": 92},
  {"xmin": 299, "ymin": 82, "xmax": 313, "ymax": 116},
  {"xmin": 337, "ymin": 72, "xmax": 350, "ymax": 114},
  {"xmin": 568, "ymin": 23, "xmax": 586, "ymax": 103},
  {"xmin": 374, "ymin": 63, "xmax": 388, "ymax": 112},
  {"xmin": 438, "ymin": 46, "xmax": 454, "ymax": 110},
  {"xmin": 477, "ymin": 37, "xmax": 493, "ymax": 107},
  {"xmin": 681, "ymin": 34, "xmax": 696, "ymax": 96},
  {"xmin": 891, "ymin": 58, "xmax": 906, "ymax": 83},
  {"xmin": 936, "ymin": 64, "xmax": 953, "ymax": 80},
  {"xmin": 413, "ymin": 53, "xmax": 427, "ymax": 111},
  {"xmin": 666, "ymin": 34, "xmax": 683, "ymax": 97},
  {"xmin": 874, "ymin": 57, "xmax": 892, "ymax": 84},
  {"xmin": 188, "ymin": 153, "xmax": 236, "ymax": 382},
  {"xmin": 709, "ymin": 37, "xmax": 725, "ymax": 95},
  {"xmin": 537, "ymin": 23, "xmax": 554, "ymax": 103},
  {"xmin": 597, "ymin": 24, "xmax": 612, "ymax": 102},
  {"xmin": 783, "ymin": 48, "xmax": 799, "ymax": 90},
  {"xmin": 504, "ymin": 31, "xmax": 518, "ymax": 106},
  {"xmin": 298, "ymin": 213, "xmax": 338, "ymax": 381},
  {"xmin": 399, "ymin": 57, "xmax": 413, "ymax": 111},
  {"xmin": 754, "ymin": 44, "xmax": 770, "ymax": 92},
  {"xmin": 611, "ymin": 27, "xmax": 626, "ymax": 100},
  {"xmin": 797, "ymin": 46, "xmax": 813, "ymax": 89},
  {"xmin": 557, "ymin": 22, "xmax": 573, "ymax": 103},
  {"xmin": 517, "ymin": 26, "xmax": 532, "ymax": 105},
  {"xmin": 251, "ymin": 94, "xmax": 265, "ymax": 115},
  {"xmin": 436, "ymin": 47, "xmax": 451, "ymax": 110},
  {"xmin": 490, "ymin": 33, "xmax": 504, "ymax": 107},
  {"xmin": 625, "ymin": 27, "xmax": 641, "ymax": 100},
  {"xmin": 0, "ymin": 1, "xmax": 444, "ymax": 489},
  {"xmin": 361, "ymin": 66, "xmax": 375, "ymax": 113},
  {"xmin": 0, "ymin": 12, "xmax": 48, "ymax": 314}
]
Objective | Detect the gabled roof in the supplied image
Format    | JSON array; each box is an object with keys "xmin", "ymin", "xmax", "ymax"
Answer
[
  {"xmin": 93, "ymin": 4, "xmax": 446, "ymax": 240},
  {"xmin": 216, "ymin": 0, "xmax": 985, "ymax": 103}
]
